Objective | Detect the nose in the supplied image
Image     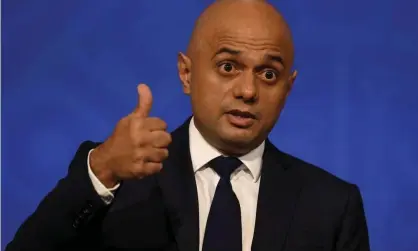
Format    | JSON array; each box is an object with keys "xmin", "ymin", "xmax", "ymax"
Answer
[{"xmin": 233, "ymin": 71, "xmax": 258, "ymax": 104}]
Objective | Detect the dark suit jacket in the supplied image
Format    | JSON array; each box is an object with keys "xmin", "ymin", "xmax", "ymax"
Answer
[{"xmin": 6, "ymin": 118, "xmax": 370, "ymax": 251}]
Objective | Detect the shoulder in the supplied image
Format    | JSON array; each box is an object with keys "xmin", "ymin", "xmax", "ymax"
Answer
[
  {"xmin": 268, "ymin": 141, "xmax": 360, "ymax": 199},
  {"xmin": 283, "ymin": 150, "xmax": 351, "ymax": 186},
  {"xmin": 276, "ymin": 147, "xmax": 365, "ymax": 212}
]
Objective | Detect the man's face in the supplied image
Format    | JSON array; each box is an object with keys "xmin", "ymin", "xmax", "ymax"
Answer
[{"xmin": 179, "ymin": 6, "xmax": 296, "ymax": 155}]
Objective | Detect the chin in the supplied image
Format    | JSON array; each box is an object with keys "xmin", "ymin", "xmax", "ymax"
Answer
[{"xmin": 218, "ymin": 128, "xmax": 258, "ymax": 149}]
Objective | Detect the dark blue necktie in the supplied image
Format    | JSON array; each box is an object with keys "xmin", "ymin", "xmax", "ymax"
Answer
[{"xmin": 202, "ymin": 156, "xmax": 243, "ymax": 251}]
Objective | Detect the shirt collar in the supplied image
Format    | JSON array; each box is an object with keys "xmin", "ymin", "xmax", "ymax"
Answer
[{"xmin": 189, "ymin": 117, "xmax": 265, "ymax": 182}]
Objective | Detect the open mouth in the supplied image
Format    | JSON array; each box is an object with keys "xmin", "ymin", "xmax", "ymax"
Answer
[
  {"xmin": 225, "ymin": 109, "xmax": 256, "ymax": 128},
  {"xmin": 226, "ymin": 109, "xmax": 256, "ymax": 119}
]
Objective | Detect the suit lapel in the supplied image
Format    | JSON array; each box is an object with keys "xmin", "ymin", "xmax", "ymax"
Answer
[
  {"xmin": 251, "ymin": 140, "xmax": 304, "ymax": 251},
  {"xmin": 157, "ymin": 117, "xmax": 200, "ymax": 251}
]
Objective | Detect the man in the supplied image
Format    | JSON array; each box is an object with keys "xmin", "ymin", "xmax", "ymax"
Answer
[{"xmin": 6, "ymin": 0, "xmax": 370, "ymax": 250}]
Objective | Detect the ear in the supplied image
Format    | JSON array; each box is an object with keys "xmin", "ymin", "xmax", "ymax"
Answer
[
  {"xmin": 285, "ymin": 70, "xmax": 298, "ymax": 97},
  {"xmin": 177, "ymin": 52, "xmax": 192, "ymax": 95}
]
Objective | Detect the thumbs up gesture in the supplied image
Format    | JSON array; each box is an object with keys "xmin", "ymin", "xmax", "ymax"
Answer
[{"xmin": 90, "ymin": 84, "xmax": 172, "ymax": 188}]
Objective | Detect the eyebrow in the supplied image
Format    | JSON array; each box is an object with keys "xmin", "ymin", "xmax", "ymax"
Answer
[
  {"xmin": 213, "ymin": 47, "xmax": 241, "ymax": 57},
  {"xmin": 213, "ymin": 47, "xmax": 285, "ymax": 67},
  {"xmin": 267, "ymin": 54, "xmax": 284, "ymax": 67}
]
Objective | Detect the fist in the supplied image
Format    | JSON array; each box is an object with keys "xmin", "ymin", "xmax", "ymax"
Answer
[{"xmin": 90, "ymin": 84, "xmax": 172, "ymax": 188}]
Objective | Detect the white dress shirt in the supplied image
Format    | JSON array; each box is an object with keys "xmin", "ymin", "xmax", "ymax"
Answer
[{"xmin": 87, "ymin": 117, "xmax": 265, "ymax": 251}]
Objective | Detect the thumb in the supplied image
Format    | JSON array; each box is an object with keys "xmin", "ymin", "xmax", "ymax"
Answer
[{"xmin": 133, "ymin": 83, "xmax": 153, "ymax": 117}]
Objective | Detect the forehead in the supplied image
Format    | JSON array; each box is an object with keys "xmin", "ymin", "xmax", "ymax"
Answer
[{"xmin": 204, "ymin": 17, "xmax": 293, "ymax": 64}]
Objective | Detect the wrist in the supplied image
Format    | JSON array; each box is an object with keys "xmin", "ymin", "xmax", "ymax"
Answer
[{"xmin": 89, "ymin": 147, "xmax": 119, "ymax": 188}]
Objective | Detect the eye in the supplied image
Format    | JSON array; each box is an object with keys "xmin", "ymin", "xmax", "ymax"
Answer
[
  {"xmin": 260, "ymin": 70, "xmax": 278, "ymax": 82},
  {"xmin": 223, "ymin": 63, "xmax": 233, "ymax": 72},
  {"xmin": 218, "ymin": 62, "xmax": 237, "ymax": 74}
]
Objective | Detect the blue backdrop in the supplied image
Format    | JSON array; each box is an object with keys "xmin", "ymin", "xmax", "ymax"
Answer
[{"xmin": 2, "ymin": 0, "xmax": 418, "ymax": 250}]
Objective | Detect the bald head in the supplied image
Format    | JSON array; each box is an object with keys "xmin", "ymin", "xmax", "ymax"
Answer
[
  {"xmin": 187, "ymin": 0, "xmax": 294, "ymax": 68},
  {"xmin": 177, "ymin": 0, "xmax": 297, "ymax": 155}
]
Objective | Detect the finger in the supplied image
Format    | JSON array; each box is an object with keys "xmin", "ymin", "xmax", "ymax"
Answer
[
  {"xmin": 147, "ymin": 148, "xmax": 169, "ymax": 162},
  {"xmin": 131, "ymin": 162, "xmax": 162, "ymax": 177},
  {"xmin": 148, "ymin": 131, "xmax": 172, "ymax": 148},
  {"xmin": 134, "ymin": 148, "xmax": 169, "ymax": 163},
  {"xmin": 130, "ymin": 117, "xmax": 167, "ymax": 132},
  {"xmin": 143, "ymin": 117, "xmax": 168, "ymax": 131},
  {"xmin": 142, "ymin": 162, "xmax": 163, "ymax": 175},
  {"xmin": 133, "ymin": 130, "xmax": 171, "ymax": 148},
  {"xmin": 133, "ymin": 83, "xmax": 153, "ymax": 117}
]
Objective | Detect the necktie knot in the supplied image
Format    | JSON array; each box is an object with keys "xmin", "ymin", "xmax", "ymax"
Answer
[{"xmin": 210, "ymin": 156, "xmax": 242, "ymax": 180}]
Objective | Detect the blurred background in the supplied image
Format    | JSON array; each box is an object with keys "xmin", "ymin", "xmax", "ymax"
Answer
[{"xmin": 2, "ymin": 0, "xmax": 418, "ymax": 250}]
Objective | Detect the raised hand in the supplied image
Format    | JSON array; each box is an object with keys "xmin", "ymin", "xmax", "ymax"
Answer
[{"xmin": 89, "ymin": 83, "xmax": 172, "ymax": 188}]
